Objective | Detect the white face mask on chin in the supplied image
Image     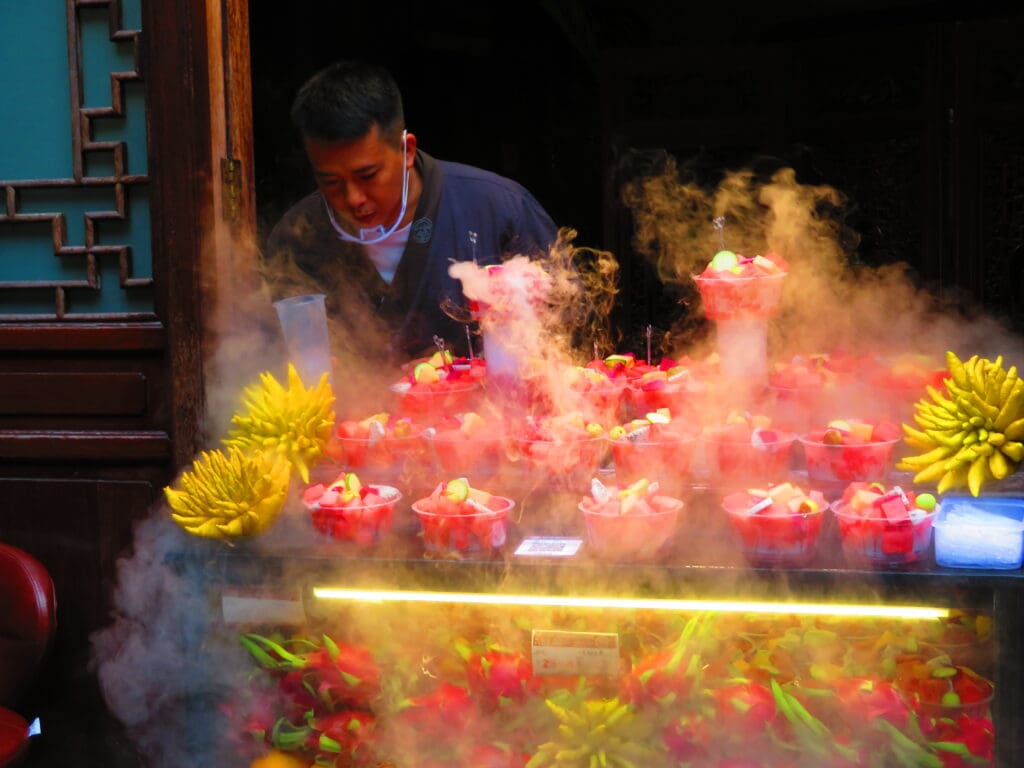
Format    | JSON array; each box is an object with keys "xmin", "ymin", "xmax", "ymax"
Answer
[{"xmin": 323, "ymin": 130, "xmax": 410, "ymax": 245}]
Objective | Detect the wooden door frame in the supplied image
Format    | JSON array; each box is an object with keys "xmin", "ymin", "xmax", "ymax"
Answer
[{"xmin": 138, "ymin": 0, "xmax": 258, "ymax": 468}]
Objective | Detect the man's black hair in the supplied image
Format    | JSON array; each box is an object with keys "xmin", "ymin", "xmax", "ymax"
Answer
[{"xmin": 291, "ymin": 60, "xmax": 405, "ymax": 143}]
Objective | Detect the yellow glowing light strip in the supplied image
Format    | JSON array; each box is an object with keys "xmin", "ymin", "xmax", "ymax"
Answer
[{"xmin": 311, "ymin": 588, "xmax": 949, "ymax": 620}]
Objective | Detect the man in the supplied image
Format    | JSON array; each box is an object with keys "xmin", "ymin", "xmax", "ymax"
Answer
[{"xmin": 262, "ymin": 60, "xmax": 558, "ymax": 366}]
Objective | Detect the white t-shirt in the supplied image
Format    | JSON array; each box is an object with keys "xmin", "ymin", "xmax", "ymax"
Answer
[{"xmin": 364, "ymin": 222, "xmax": 411, "ymax": 284}]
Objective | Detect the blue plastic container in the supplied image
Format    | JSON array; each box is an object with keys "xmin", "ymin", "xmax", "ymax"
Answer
[{"xmin": 933, "ymin": 496, "xmax": 1024, "ymax": 569}]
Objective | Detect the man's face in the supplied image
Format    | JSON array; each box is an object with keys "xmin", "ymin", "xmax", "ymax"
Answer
[{"xmin": 305, "ymin": 123, "xmax": 415, "ymax": 234}]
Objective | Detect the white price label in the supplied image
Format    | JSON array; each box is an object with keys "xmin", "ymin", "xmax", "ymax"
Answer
[
  {"xmin": 514, "ymin": 537, "xmax": 583, "ymax": 557},
  {"xmin": 531, "ymin": 630, "xmax": 620, "ymax": 676}
]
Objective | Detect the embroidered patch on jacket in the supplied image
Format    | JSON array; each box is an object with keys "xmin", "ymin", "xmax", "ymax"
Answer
[{"xmin": 411, "ymin": 217, "xmax": 433, "ymax": 243}]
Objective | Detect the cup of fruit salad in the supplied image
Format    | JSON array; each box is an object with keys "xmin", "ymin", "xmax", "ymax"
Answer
[
  {"xmin": 328, "ymin": 412, "xmax": 428, "ymax": 475},
  {"xmin": 691, "ymin": 250, "xmax": 789, "ymax": 320},
  {"xmin": 893, "ymin": 654, "xmax": 994, "ymax": 719},
  {"xmin": 563, "ymin": 364, "xmax": 628, "ymax": 426},
  {"xmin": 703, "ymin": 411, "xmax": 795, "ymax": 486},
  {"xmin": 798, "ymin": 418, "xmax": 901, "ymax": 485},
  {"xmin": 391, "ymin": 352, "xmax": 479, "ymax": 419},
  {"xmin": 721, "ymin": 482, "xmax": 826, "ymax": 567},
  {"xmin": 830, "ymin": 482, "xmax": 938, "ymax": 567},
  {"xmin": 609, "ymin": 409, "xmax": 698, "ymax": 496},
  {"xmin": 579, "ymin": 477, "xmax": 684, "ymax": 560},
  {"xmin": 864, "ymin": 354, "xmax": 949, "ymax": 424},
  {"xmin": 625, "ymin": 360, "xmax": 712, "ymax": 421},
  {"xmin": 302, "ymin": 471, "xmax": 402, "ymax": 545},
  {"xmin": 426, "ymin": 412, "xmax": 507, "ymax": 478},
  {"xmin": 411, "ymin": 478, "xmax": 515, "ymax": 557},
  {"xmin": 768, "ymin": 354, "xmax": 869, "ymax": 432},
  {"xmin": 511, "ymin": 413, "xmax": 607, "ymax": 486}
]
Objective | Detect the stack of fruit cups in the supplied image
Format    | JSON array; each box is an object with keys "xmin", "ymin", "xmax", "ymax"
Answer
[{"xmin": 692, "ymin": 249, "xmax": 788, "ymax": 381}]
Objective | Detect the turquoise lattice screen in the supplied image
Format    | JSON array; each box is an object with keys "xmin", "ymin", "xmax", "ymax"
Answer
[{"xmin": 0, "ymin": 0, "xmax": 152, "ymax": 319}]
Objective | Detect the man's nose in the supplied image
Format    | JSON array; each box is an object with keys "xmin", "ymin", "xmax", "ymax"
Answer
[{"xmin": 345, "ymin": 183, "xmax": 367, "ymax": 209}]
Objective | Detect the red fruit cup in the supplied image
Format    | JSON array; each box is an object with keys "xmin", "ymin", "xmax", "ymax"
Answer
[
  {"xmin": 768, "ymin": 385, "xmax": 848, "ymax": 432},
  {"xmin": 306, "ymin": 486, "xmax": 401, "ymax": 545},
  {"xmin": 704, "ymin": 431, "xmax": 795, "ymax": 485},
  {"xmin": 895, "ymin": 660, "xmax": 994, "ymax": 719},
  {"xmin": 723, "ymin": 498, "xmax": 824, "ymax": 567},
  {"xmin": 512, "ymin": 435, "xmax": 607, "ymax": 483},
  {"xmin": 412, "ymin": 496, "xmax": 515, "ymax": 556},
  {"xmin": 391, "ymin": 381, "xmax": 479, "ymax": 420},
  {"xmin": 610, "ymin": 434, "xmax": 698, "ymax": 495},
  {"xmin": 831, "ymin": 501, "xmax": 936, "ymax": 567},
  {"xmin": 692, "ymin": 272, "xmax": 787, "ymax": 320},
  {"xmin": 579, "ymin": 496, "xmax": 684, "ymax": 560},
  {"xmin": 428, "ymin": 429, "xmax": 507, "ymax": 477},
  {"xmin": 335, "ymin": 432, "xmax": 427, "ymax": 473},
  {"xmin": 573, "ymin": 379, "xmax": 627, "ymax": 425},
  {"xmin": 798, "ymin": 432, "xmax": 899, "ymax": 485},
  {"xmin": 626, "ymin": 379, "xmax": 708, "ymax": 422}
]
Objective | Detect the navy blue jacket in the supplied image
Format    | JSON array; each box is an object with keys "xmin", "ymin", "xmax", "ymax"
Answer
[{"xmin": 263, "ymin": 151, "xmax": 557, "ymax": 363}]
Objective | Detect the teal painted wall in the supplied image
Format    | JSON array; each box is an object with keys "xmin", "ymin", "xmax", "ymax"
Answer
[{"xmin": 0, "ymin": 0, "xmax": 153, "ymax": 318}]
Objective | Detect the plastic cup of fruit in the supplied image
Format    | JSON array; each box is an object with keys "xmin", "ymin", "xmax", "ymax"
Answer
[
  {"xmin": 429, "ymin": 429, "xmax": 507, "ymax": 477},
  {"xmin": 830, "ymin": 500, "xmax": 936, "ymax": 567},
  {"xmin": 306, "ymin": 486, "xmax": 401, "ymax": 546},
  {"xmin": 895, "ymin": 659, "xmax": 994, "ymax": 719},
  {"xmin": 335, "ymin": 431, "xmax": 426, "ymax": 472},
  {"xmin": 767, "ymin": 384, "xmax": 839, "ymax": 432},
  {"xmin": 692, "ymin": 271, "xmax": 787, "ymax": 320},
  {"xmin": 573, "ymin": 378, "xmax": 627, "ymax": 425},
  {"xmin": 391, "ymin": 380, "xmax": 479, "ymax": 419},
  {"xmin": 703, "ymin": 429, "xmax": 795, "ymax": 485},
  {"xmin": 513, "ymin": 434, "xmax": 607, "ymax": 481},
  {"xmin": 722, "ymin": 496, "xmax": 824, "ymax": 567},
  {"xmin": 610, "ymin": 432, "xmax": 698, "ymax": 491},
  {"xmin": 626, "ymin": 378, "xmax": 708, "ymax": 420},
  {"xmin": 411, "ymin": 495, "xmax": 515, "ymax": 556},
  {"xmin": 579, "ymin": 495, "xmax": 684, "ymax": 560},
  {"xmin": 798, "ymin": 431, "xmax": 900, "ymax": 484}
]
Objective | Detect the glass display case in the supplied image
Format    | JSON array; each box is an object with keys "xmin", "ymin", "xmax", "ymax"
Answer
[{"xmin": 195, "ymin": 483, "xmax": 1023, "ymax": 768}]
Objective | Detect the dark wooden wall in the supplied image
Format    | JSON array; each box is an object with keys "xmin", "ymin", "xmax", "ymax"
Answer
[
  {"xmin": 601, "ymin": 11, "xmax": 1024, "ymax": 348},
  {"xmin": 250, "ymin": 2, "xmax": 1024, "ymax": 352}
]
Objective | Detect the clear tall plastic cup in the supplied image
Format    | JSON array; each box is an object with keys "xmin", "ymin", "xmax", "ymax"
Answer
[{"xmin": 274, "ymin": 294, "xmax": 332, "ymax": 386}]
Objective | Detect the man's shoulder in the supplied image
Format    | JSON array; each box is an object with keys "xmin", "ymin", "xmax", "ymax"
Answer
[{"xmin": 436, "ymin": 159, "xmax": 532, "ymax": 198}]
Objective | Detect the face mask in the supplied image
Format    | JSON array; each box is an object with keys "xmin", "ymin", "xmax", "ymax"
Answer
[{"xmin": 323, "ymin": 130, "xmax": 410, "ymax": 245}]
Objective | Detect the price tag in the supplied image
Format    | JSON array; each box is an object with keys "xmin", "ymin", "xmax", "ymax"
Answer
[
  {"xmin": 221, "ymin": 589, "xmax": 305, "ymax": 626},
  {"xmin": 514, "ymin": 537, "xmax": 583, "ymax": 557},
  {"xmin": 531, "ymin": 630, "xmax": 620, "ymax": 676}
]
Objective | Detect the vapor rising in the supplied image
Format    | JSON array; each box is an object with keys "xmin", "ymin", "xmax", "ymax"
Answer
[{"xmin": 622, "ymin": 158, "xmax": 1024, "ymax": 366}]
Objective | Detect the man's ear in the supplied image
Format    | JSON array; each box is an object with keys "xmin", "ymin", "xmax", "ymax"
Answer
[{"xmin": 404, "ymin": 132, "xmax": 418, "ymax": 168}]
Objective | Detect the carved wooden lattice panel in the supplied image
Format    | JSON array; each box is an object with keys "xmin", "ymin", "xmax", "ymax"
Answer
[{"xmin": 0, "ymin": 0, "xmax": 151, "ymax": 320}]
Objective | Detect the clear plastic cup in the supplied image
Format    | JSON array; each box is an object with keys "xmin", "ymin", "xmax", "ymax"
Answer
[
  {"xmin": 274, "ymin": 294, "xmax": 332, "ymax": 386},
  {"xmin": 831, "ymin": 500, "xmax": 935, "ymax": 567},
  {"xmin": 412, "ymin": 496, "xmax": 515, "ymax": 556},
  {"xmin": 579, "ymin": 497, "xmax": 684, "ymax": 560},
  {"xmin": 306, "ymin": 486, "xmax": 402, "ymax": 545}
]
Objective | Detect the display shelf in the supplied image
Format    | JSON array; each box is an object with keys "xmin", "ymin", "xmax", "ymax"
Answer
[{"xmin": 186, "ymin": 482, "xmax": 1024, "ymax": 767}]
